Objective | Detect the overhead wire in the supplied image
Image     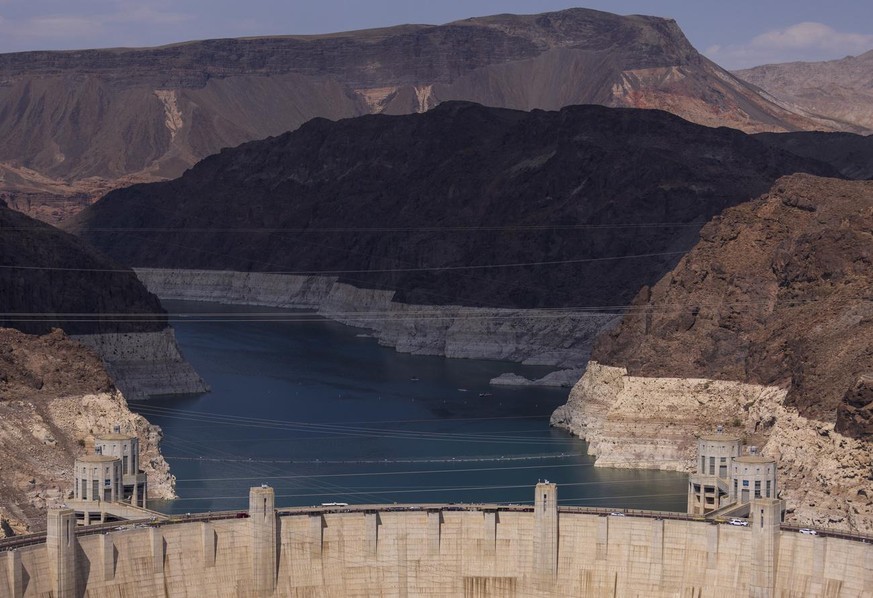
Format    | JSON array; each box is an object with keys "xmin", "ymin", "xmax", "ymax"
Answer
[
  {"xmin": 172, "ymin": 462, "xmax": 585, "ymax": 484},
  {"xmin": 0, "ymin": 293, "xmax": 843, "ymax": 323},
  {"xmin": 0, "ymin": 249, "xmax": 688, "ymax": 275},
  {"xmin": 168, "ymin": 482, "xmax": 688, "ymax": 502},
  {"xmin": 128, "ymin": 404, "xmax": 578, "ymax": 444},
  {"xmin": 3, "ymin": 222, "xmax": 705, "ymax": 233}
]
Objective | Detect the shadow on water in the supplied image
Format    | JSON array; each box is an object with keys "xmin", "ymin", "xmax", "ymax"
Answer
[{"xmin": 135, "ymin": 300, "xmax": 688, "ymax": 514}]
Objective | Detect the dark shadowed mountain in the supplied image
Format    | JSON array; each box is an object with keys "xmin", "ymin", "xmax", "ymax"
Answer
[
  {"xmin": 0, "ymin": 199, "xmax": 166, "ymax": 335},
  {"xmin": 753, "ymin": 131, "xmax": 873, "ymax": 180},
  {"xmin": 71, "ymin": 102, "xmax": 838, "ymax": 312},
  {"xmin": 0, "ymin": 8, "xmax": 847, "ymax": 223}
]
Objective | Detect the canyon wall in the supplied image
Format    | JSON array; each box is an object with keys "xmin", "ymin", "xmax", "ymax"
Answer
[
  {"xmin": 0, "ymin": 328, "xmax": 174, "ymax": 535},
  {"xmin": 3, "ymin": 8, "xmax": 844, "ymax": 225},
  {"xmin": 552, "ymin": 175, "xmax": 873, "ymax": 535},
  {"xmin": 135, "ymin": 268, "xmax": 617, "ymax": 370},
  {"xmin": 551, "ymin": 363, "xmax": 873, "ymax": 534}
]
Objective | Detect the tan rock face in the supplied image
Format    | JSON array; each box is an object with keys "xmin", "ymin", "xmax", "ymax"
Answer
[
  {"xmin": 552, "ymin": 363, "xmax": 873, "ymax": 534},
  {"xmin": 0, "ymin": 328, "xmax": 173, "ymax": 533},
  {"xmin": 736, "ymin": 50, "xmax": 873, "ymax": 134},
  {"xmin": 592, "ymin": 174, "xmax": 873, "ymax": 434}
]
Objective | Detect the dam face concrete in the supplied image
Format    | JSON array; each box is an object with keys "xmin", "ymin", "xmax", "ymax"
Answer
[{"xmin": 2, "ymin": 498, "xmax": 872, "ymax": 597}]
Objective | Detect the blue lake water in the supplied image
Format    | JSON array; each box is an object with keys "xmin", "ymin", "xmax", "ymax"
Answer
[{"xmin": 132, "ymin": 300, "xmax": 687, "ymax": 514}]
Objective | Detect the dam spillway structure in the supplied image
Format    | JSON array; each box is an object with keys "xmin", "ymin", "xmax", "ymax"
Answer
[{"xmin": 2, "ymin": 483, "xmax": 871, "ymax": 597}]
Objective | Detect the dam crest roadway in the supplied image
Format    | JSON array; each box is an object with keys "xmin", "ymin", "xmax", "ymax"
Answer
[{"xmin": 2, "ymin": 483, "xmax": 871, "ymax": 597}]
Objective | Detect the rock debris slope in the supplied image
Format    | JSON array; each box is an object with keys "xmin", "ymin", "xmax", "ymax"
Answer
[
  {"xmin": 554, "ymin": 174, "xmax": 873, "ymax": 532},
  {"xmin": 0, "ymin": 328, "xmax": 174, "ymax": 536},
  {"xmin": 0, "ymin": 8, "xmax": 844, "ymax": 222}
]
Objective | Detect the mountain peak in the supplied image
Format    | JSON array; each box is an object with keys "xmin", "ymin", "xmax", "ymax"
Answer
[{"xmin": 0, "ymin": 8, "xmax": 847, "ymax": 224}]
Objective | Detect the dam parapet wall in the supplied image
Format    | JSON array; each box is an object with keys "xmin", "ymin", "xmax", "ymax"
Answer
[
  {"xmin": 134, "ymin": 268, "xmax": 617, "ymax": 370},
  {"xmin": 2, "ymin": 485, "xmax": 872, "ymax": 597}
]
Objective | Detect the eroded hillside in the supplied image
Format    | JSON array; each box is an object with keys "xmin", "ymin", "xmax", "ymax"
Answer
[
  {"xmin": 0, "ymin": 8, "xmax": 845, "ymax": 222},
  {"xmin": 737, "ymin": 50, "xmax": 873, "ymax": 134},
  {"xmin": 0, "ymin": 328, "xmax": 173, "ymax": 536},
  {"xmin": 553, "ymin": 174, "xmax": 873, "ymax": 532},
  {"xmin": 593, "ymin": 174, "xmax": 873, "ymax": 434},
  {"xmin": 0, "ymin": 199, "xmax": 166, "ymax": 336}
]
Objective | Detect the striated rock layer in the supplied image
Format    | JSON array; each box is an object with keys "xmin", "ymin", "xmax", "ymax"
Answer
[
  {"xmin": 135, "ymin": 269, "xmax": 616, "ymax": 369},
  {"xmin": 74, "ymin": 330, "xmax": 209, "ymax": 400},
  {"xmin": 0, "ymin": 328, "xmax": 174, "ymax": 535},
  {"xmin": 551, "ymin": 363, "xmax": 873, "ymax": 533},
  {"xmin": 1, "ymin": 8, "xmax": 842, "ymax": 223}
]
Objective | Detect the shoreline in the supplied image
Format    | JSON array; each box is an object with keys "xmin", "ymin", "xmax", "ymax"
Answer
[{"xmin": 134, "ymin": 268, "xmax": 618, "ymax": 373}]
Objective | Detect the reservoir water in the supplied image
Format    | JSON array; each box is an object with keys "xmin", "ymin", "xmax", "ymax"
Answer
[{"xmin": 133, "ymin": 300, "xmax": 687, "ymax": 514}]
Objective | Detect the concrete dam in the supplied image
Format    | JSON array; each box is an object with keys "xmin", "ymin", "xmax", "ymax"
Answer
[{"xmin": 2, "ymin": 484, "xmax": 872, "ymax": 597}]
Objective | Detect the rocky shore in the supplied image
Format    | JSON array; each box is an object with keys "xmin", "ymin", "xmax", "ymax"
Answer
[
  {"xmin": 0, "ymin": 328, "xmax": 175, "ymax": 535},
  {"xmin": 135, "ymin": 268, "xmax": 617, "ymax": 369},
  {"xmin": 552, "ymin": 363, "xmax": 873, "ymax": 534}
]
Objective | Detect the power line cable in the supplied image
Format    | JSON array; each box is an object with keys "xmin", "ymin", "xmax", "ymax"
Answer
[{"xmin": 0, "ymin": 250, "xmax": 687, "ymax": 275}]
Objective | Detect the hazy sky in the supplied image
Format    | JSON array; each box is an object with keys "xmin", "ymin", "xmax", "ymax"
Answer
[{"xmin": 0, "ymin": 1, "xmax": 872, "ymax": 69}]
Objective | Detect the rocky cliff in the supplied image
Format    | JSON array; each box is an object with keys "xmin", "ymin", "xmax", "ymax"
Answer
[
  {"xmin": 71, "ymin": 102, "xmax": 837, "ymax": 315},
  {"xmin": 0, "ymin": 200, "xmax": 206, "ymax": 398},
  {"xmin": 591, "ymin": 174, "xmax": 873, "ymax": 435},
  {"xmin": 552, "ymin": 364, "xmax": 873, "ymax": 533},
  {"xmin": 736, "ymin": 50, "xmax": 873, "ymax": 135},
  {"xmin": 74, "ymin": 330, "xmax": 208, "ymax": 400},
  {"xmin": 0, "ymin": 328, "xmax": 174, "ymax": 536},
  {"xmin": 0, "ymin": 8, "xmax": 845, "ymax": 222},
  {"xmin": 552, "ymin": 174, "xmax": 873, "ymax": 532}
]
